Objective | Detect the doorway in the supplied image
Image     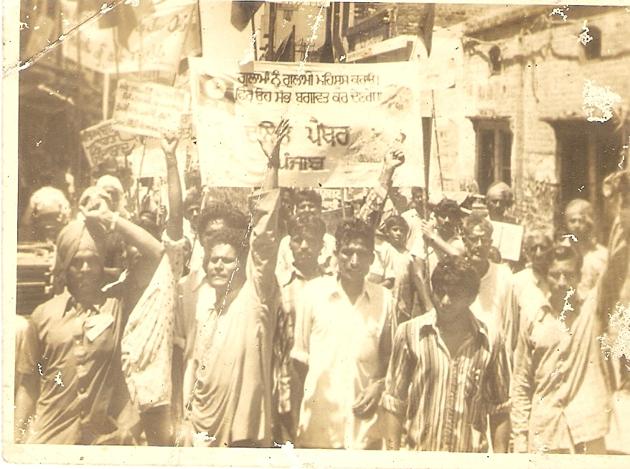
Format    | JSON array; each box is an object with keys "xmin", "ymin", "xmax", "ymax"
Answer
[{"xmin": 552, "ymin": 119, "xmax": 627, "ymax": 242}]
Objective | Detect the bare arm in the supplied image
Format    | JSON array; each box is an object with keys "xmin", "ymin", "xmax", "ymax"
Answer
[
  {"xmin": 81, "ymin": 200, "xmax": 164, "ymax": 266},
  {"xmin": 409, "ymin": 256, "xmax": 433, "ymax": 313},
  {"xmin": 382, "ymin": 409, "xmax": 404, "ymax": 450},
  {"xmin": 420, "ymin": 220, "xmax": 462, "ymax": 257},
  {"xmin": 510, "ymin": 326, "xmax": 535, "ymax": 452},
  {"xmin": 259, "ymin": 119, "xmax": 290, "ymax": 191},
  {"xmin": 161, "ymin": 136, "xmax": 183, "ymax": 241},
  {"xmin": 14, "ymin": 375, "xmax": 38, "ymax": 443},
  {"xmin": 357, "ymin": 150, "xmax": 405, "ymax": 228},
  {"xmin": 490, "ymin": 412, "xmax": 510, "ymax": 453}
]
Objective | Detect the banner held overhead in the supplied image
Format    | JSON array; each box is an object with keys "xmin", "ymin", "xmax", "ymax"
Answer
[{"xmin": 189, "ymin": 59, "xmax": 424, "ymax": 188}]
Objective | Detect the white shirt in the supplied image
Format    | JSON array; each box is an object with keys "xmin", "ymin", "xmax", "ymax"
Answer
[
  {"xmin": 512, "ymin": 266, "xmax": 549, "ymax": 325},
  {"xmin": 275, "ymin": 232, "xmax": 337, "ymax": 287},
  {"xmin": 401, "ymin": 209, "xmax": 426, "ymax": 258},
  {"xmin": 368, "ymin": 237, "xmax": 396, "ymax": 284},
  {"xmin": 291, "ymin": 276, "xmax": 394, "ymax": 449},
  {"xmin": 470, "ymin": 261, "xmax": 517, "ymax": 355}
]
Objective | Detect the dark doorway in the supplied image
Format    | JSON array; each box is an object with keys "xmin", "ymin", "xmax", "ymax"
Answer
[{"xmin": 552, "ymin": 119, "xmax": 627, "ymax": 242}]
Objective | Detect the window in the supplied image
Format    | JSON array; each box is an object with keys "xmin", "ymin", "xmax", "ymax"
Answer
[
  {"xmin": 489, "ymin": 45, "xmax": 502, "ymax": 74},
  {"xmin": 473, "ymin": 119, "xmax": 512, "ymax": 194}
]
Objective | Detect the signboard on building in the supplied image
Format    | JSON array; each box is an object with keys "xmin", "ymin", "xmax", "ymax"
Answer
[{"xmin": 189, "ymin": 59, "xmax": 424, "ymax": 187}]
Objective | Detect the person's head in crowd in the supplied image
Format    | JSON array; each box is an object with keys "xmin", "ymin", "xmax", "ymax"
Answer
[
  {"xmin": 524, "ymin": 228, "xmax": 554, "ymax": 275},
  {"xmin": 335, "ymin": 219, "xmax": 375, "ymax": 288},
  {"xmin": 183, "ymin": 187, "xmax": 202, "ymax": 234},
  {"xmin": 96, "ymin": 175, "xmax": 125, "ymax": 214},
  {"xmin": 564, "ymin": 198, "xmax": 595, "ymax": 246},
  {"xmin": 79, "ymin": 186, "xmax": 112, "ymax": 212},
  {"xmin": 280, "ymin": 188, "xmax": 296, "ymax": 221},
  {"xmin": 203, "ymin": 227, "xmax": 248, "ymax": 295},
  {"xmin": 294, "ymin": 189, "xmax": 322, "ymax": 216},
  {"xmin": 287, "ymin": 213, "xmax": 326, "ymax": 275},
  {"xmin": 463, "ymin": 213, "xmax": 494, "ymax": 273},
  {"xmin": 28, "ymin": 186, "xmax": 71, "ymax": 242},
  {"xmin": 198, "ymin": 201, "xmax": 249, "ymax": 250},
  {"xmin": 52, "ymin": 218, "xmax": 108, "ymax": 303},
  {"xmin": 410, "ymin": 186, "xmax": 424, "ymax": 214},
  {"xmin": 486, "ymin": 181, "xmax": 514, "ymax": 221},
  {"xmin": 136, "ymin": 209, "xmax": 163, "ymax": 240},
  {"xmin": 433, "ymin": 198, "xmax": 463, "ymax": 240},
  {"xmin": 383, "ymin": 215, "xmax": 410, "ymax": 251},
  {"xmin": 547, "ymin": 242, "xmax": 583, "ymax": 308},
  {"xmin": 431, "ymin": 256, "xmax": 480, "ymax": 319}
]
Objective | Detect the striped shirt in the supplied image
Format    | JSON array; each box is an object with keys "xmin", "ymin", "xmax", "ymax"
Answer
[{"xmin": 381, "ymin": 309, "xmax": 510, "ymax": 452}]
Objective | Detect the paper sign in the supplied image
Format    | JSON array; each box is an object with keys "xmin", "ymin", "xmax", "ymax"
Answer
[
  {"xmin": 491, "ymin": 221, "xmax": 524, "ymax": 262},
  {"xmin": 113, "ymin": 80, "xmax": 189, "ymax": 138},
  {"xmin": 61, "ymin": 0, "xmax": 197, "ymax": 74},
  {"xmin": 80, "ymin": 120, "xmax": 142, "ymax": 170},
  {"xmin": 189, "ymin": 59, "xmax": 424, "ymax": 187}
]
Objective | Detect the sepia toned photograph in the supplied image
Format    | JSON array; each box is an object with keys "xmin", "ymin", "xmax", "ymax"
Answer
[{"xmin": 3, "ymin": 0, "xmax": 630, "ymax": 466}]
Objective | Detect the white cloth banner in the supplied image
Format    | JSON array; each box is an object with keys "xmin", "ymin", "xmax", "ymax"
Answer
[
  {"xmin": 61, "ymin": 0, "xmax": 196, "ymax": 74},
  {"xmin": 190, "ymin": 59, "xmax": 424, "ymax": 187}
]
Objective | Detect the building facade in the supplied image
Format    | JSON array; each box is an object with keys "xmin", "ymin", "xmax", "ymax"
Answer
[{"xmin": 345, "ymin": 3, "xmax": 630, "ymax": 238}]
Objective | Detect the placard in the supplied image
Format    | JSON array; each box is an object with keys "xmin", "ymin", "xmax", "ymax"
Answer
[
  {"xmin": 113, "ymin": 80, "xmax": 189, "ymax": 138},
  {"xmin": 80, "ymin": 119, "xmax": 141, "ymax": 170},
  {"xmin": 491, "ymin": 220, "xmax": 524, "ymax": 262},
  {"xmin": 189, "ymin": 59, "xmax": 424, "ymax": 187}
]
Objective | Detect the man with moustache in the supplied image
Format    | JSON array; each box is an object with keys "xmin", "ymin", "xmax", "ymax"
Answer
[
  {"xmin": 511, "ymin": 243, "xmax": 612, "ymax": 454},
  {"xmin": 290, "ymin": 150, "xmax": 405, "ymax": 449},
  {"xmin": 512, "ymin": 228, "xmax": 553, "ymax": 321},
  {"xmin": 275, "ymin": 189, "xmax": 337, "ymax": 286}
]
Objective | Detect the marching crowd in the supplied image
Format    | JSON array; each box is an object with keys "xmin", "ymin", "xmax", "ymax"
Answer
[{"xmin": 14, "ymin": 120, "xmax": 630, "ymax": 454}]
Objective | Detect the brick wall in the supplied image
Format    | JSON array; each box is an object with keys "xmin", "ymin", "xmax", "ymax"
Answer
[{"xmin": 460, "ymin": 6, "xmax": 630, "ymax": 229}]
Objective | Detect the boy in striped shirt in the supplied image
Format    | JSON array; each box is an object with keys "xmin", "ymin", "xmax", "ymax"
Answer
[{"xmin": 381, "ymin": 256, "xmax": 510, "ymax": 452}]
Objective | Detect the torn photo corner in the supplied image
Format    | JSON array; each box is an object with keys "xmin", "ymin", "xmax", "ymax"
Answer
[{"xmin": 4, "ymin": 0, "xmax": 630, "ymax": 467}]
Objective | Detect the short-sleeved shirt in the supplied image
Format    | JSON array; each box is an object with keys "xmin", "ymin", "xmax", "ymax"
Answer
[
  {"xmin": 291, "ymin": 276, "xmax": 394, "ymax": 449},
  {"xmin": 381, "ymin": 310, "xmax": 510, "ymax": 452},
  {"xmin": 20, "ymin": 291, "xmax": 130, "ymax": 444}
]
